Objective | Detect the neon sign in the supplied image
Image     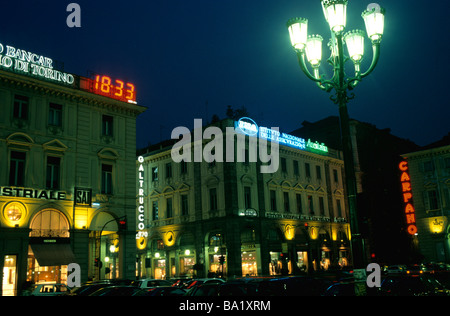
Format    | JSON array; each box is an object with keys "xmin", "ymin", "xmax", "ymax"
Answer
[
  {"xmin": 80, "ymin": 75, "xmax": 137, "ymax": 103},
  {"xmin": 235, "ymin": 117, "xmax": 328, "ymax": 154},
  {"xmin": 399, "ymin": 160, "xmax": 418, "ymax": 235},
  {"xmin": 0, "ymin": 43, "xmax": 75, "ymax": 85},
  {"xmin": 136, "ymin": 156, "xmax": 147, "ymax": 240}
]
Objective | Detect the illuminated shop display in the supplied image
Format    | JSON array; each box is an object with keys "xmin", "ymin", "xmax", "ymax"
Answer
[
  {"xmin": 235, "ymin": 117, "xmax": 328, "ymax": 154},
  {"xmin": 399, "ymin": 160, "xmax": 418, "ymax": 235}
]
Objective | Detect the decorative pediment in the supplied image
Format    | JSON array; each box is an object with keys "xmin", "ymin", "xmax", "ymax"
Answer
[
  {"xmin": 6, "ymin": 132, "xmax": 34, "ymax": 148},
  {"xmin": 206, "ymin": 175, "xmax": 220, "ymax": 187},
  {"xmin": 294, "ymin": 183, "xmax": 305, "ymax": 191},
  {"xmin": 43, "ymin": 139, "xmax": 68, "ymax": 152},
  {"xmin": 316, "ymin": 187, "xmax": 326, "ymax": 194},
  {"xmin": 177, "ymin": 183, "xmax": 190, "ymax": 192},
  {"xmin": 98, "ymin": 148, "xmax": 119, "ymax": 160},
  {"xmin": 162, "ymin": 186, "xmax": 175, "ymax": 194},
  {"xmin": 241, "ymin": 175, "xmax": 254, "ymax": 185},
  {"xmin": 281, "ymin": 180, "xmax": 293, "ymax": 188},
  {"xmin": 149, "ymin": 189, "xmax": 161, "ymax": 198}
]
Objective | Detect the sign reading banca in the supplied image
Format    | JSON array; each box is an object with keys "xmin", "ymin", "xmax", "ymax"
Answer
[{"xmin": 0, "ymin": 43, "xmax": 75, "ymax": 85}]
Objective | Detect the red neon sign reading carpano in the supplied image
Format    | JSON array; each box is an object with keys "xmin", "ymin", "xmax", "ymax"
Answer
[{"xmin": 399, "ymin": 160, "xmax": 418, "ymax": 235}]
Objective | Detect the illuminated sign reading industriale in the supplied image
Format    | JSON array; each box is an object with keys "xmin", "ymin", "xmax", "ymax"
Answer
[
  {"xmin": 136, "ymin": 156, "xmax": 147, "ymax": 239},
  {"xmin": 399, "ymin": 160, "xmax": 418, "ymax": 235},
  {"xmin": 0, "ymin": 187, "xmax": 66, "ymax": 200},
  {"xmin": 0, "ymin": 43, "xmax": 75, "ymax": 85},
  {"xmin": 235, "ymin": 117, "xmax": 328, "ymax": 154}
]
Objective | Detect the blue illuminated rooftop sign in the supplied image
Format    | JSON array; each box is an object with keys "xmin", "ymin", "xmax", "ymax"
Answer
[{"xmin": 235, "ymin": 117, "xmax": 328, "ymax": 154}]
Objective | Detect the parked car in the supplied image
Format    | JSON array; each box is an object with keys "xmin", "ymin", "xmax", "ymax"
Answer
[
  {"xmin": 406, "ymin": 264, "xmax": 424, "ymax": 275},
  {"xmin": 385, "ymin": 265, "xmax": 407, "ymax": 275},
  {"xmin": 185, "ymin": 278, "xmax": 225, "ymax": 289},
  {"xmin": 138, "ymin": 286, "xmax": 187, "ymax": 296},
  {"xmin": 28, "ymin": 283, "xmax": 71, "ymax": 296},
  {"xmin": 185, "ymin": 283, "xmax": 222, "ymax": 296},
  {"xmin": 65, "ymin": 283, "xmax": 112, "ymax": 296},
  {"xmin": 89, "ymin": 286, "xmax": 144, "ymax": 296},
  {"xmin": 379, "ymin": 275, "xmax": 450, "ymax": 296},
  {"xmin": 132, "ymin": 278, "xmax": 173, "ymax": 289}
]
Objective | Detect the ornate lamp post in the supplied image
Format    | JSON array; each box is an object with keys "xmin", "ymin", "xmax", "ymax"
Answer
[{"xmin": 287, "ymin": 1, "xmax": 385, "ymax": 269}]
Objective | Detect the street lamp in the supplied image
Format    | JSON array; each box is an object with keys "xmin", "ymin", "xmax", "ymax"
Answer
[{"xmin": 287, "ymin": 1, "xmax": 385, "ymax": 269}]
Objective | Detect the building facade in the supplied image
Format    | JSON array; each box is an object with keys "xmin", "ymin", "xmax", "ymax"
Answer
[
  {"xmin": 0, "ymin": 43, "xmax": 146, "ymax": 295},
  {"xmin": 136, "ymin": 118, "xmax": 351, "ymax": 280},
  {"xmin": 291, "ymin": 116, "xmax": 420, "ymax": 263},
  {"xmin": 403, "ymin": 139, "xmax": 450, "ymax": 263}
]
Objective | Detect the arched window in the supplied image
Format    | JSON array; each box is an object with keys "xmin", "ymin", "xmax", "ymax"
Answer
[{"xmin": 29, "ymin": 209, "xmax": 70, "ymax": 238}]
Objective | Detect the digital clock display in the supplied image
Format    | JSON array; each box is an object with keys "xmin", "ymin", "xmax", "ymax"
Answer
[{"xmin": 80, "ymin": 74, "xmax": 137, "ymax": 103}]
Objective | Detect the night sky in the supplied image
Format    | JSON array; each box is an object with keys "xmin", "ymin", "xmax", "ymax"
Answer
[{"xmin": 1, "ymin": 0, "xmax": 448, "ymax": 149}]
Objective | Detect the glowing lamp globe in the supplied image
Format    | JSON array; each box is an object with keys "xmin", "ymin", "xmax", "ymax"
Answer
[
  {"xmin": 287, "ymin": 18, "xmax": 308, "ymax": 50},
  {"xmin": 362, "ymin": 6, "xmax": 385, "ymax": 43},
  {"xmin": 321, "ymin": 0, "xmax": 348, "ymax": 33}
]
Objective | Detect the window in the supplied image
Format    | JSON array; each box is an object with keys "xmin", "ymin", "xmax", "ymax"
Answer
[
  {"xmin": 48, "ymin": 103, "xmax": 62, "ymax": 126},
  {"xmin": 424, "ymin": 190, "xmax": 439, "ymax": 210},
  {"xmin": 336, "ymin": 199, "xmax": 343, "ymax": 217},
  {"xmin": 284, "ymin": 192, "xmax": 290, "ymax": 212},
  {"xmin": 101, "ymin": 164, "xmax": 113, "ymax": 194},
  {"xmin": 444, "ymin": 158, "xmax": 450, "ymax": 169},
  {"xmin": 296, "ymin": 194, "xmax": 302, "ymax": 214},
  {"xmin": 9, "ymin": 151, "xmax": 26, "ymax": 186},
  {"xmin": 319, "ymin": 197, "xmax": 325, "ymax": 216},
  {"xmin": 293, "ymin": 160, "xmax": 299, "ymax": 176},
  {"xmin": 316, "ymin": 166, "xmax": 322, "ymax": 180},
  {"xmin": 281, "ymin": 158, "xmax": 287, "ymax": 173},
  {"xmin": 244, "ymin": 186, "xmax": 252, "ymax": 209},
  {"xmin": 333, "ymin": 169, "xmax": 339, "ymax": 183},
  {"xmin": 152, "ymin": 201, "xmax": 159, "ymax": 220},
  {"xmin": 181, "ymin": 195, "xmax": 189, "ymax": 216},
  {"xmin": 180, "ymin": 161, "xmax": 188, "ymax": 174},
  {"xmin": 152, "ymin": 167, "xmax": 158, "ymax": 181},
  {"xmin": 166, "ymin": 163, "xmax": 172, "ymax": 179},
  {"xmin": 166, "ymin": 198, "xmax": 173, "ymax": 218},
  {"xmin": 102, "ymin": 115, "xmax": 113, "ymax": 137},
  {"xmin": 13, "ymin": 95, "xmax": 29, "ymax": 120},
  {"xmin": 423, "ymin": 161, "xmax": 434, "ymax": 172},
  {"xmin": 305, "ymin": 163, "xmax": 311, "ymax": 178},
  {"xmin": 308, "ymin": 195, "xmax": 314, "ymax": 215},
  {"xmin": 46, "ymin": 156, "xmax": 61, "ymax": 189},
  {"xmin": 209, "ymin": 188, "xmax": 218, "ymax": 211},
  {"xmin": 270, "ymin": 190, "xmax": 277, "ymax": 211}
]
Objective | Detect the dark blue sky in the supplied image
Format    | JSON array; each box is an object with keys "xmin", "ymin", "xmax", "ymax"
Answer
[{"xmin": 1, "ymin": 1, "xmax": 448, "ymax": 149}]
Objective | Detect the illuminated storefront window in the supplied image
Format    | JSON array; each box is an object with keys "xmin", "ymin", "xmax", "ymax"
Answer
[
  {"xmin": 180, "ymin": 250, "xmax": 195, "ymax": 277},
  {"xmin": 27, "ymin": 246, "xmax": 68, "ymax": 284},
  {"xmin": 296, "ymin": 251, "xmax": 308, "ymax": 273},
  {"xmin": 242, "ymin": 251, "xmax": 257, "ymax": 276},
  {"xmin": 2, "ymin": 255, "xmax": 17, "ymax": 296},
  {"xmin": 209, "ymin": 254, "xmax": 227, "ymax": 277},
  {"xmin": 269, "ymin": 252, "xmax": 283, "ymax": 275},
  {"xmin": 154, "ymin": 258, "xmax": 166, "ymax": 280}
]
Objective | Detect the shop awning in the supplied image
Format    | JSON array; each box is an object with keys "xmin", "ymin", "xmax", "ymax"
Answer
[{"xmin": 30, "ymin": 238, "xmax": 76, "ymax": 266}]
